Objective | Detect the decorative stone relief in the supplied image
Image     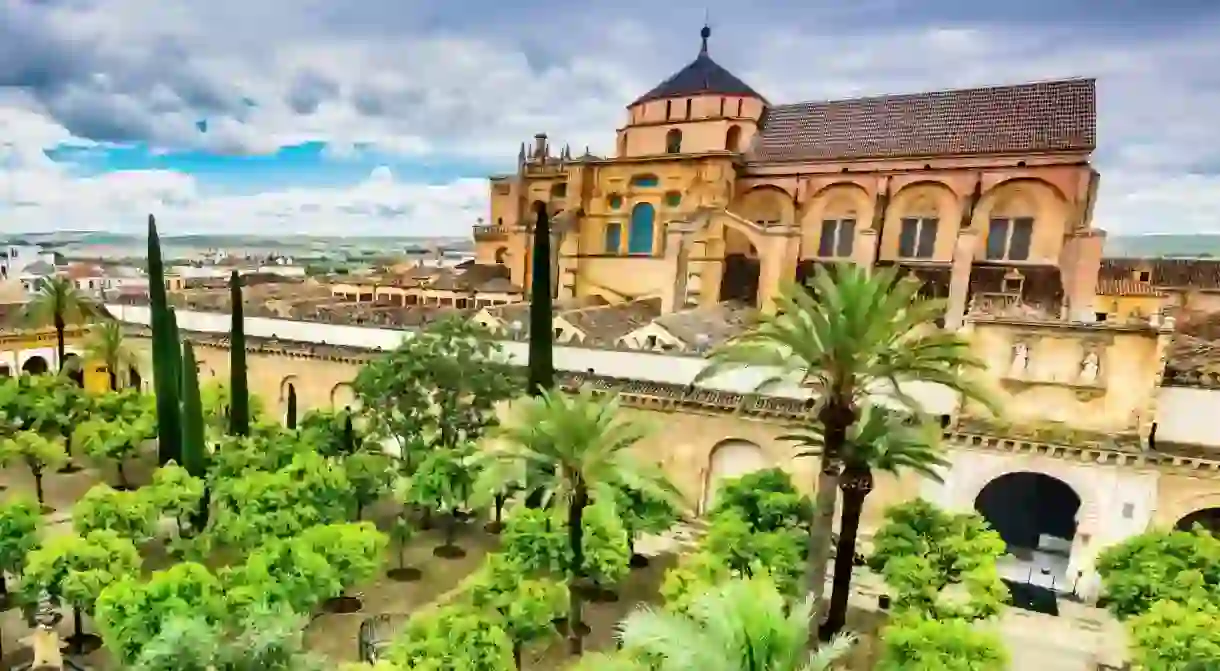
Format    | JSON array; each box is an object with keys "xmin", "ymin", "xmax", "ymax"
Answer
[
  {"xmin": 1079, "ymin": 349, "xmax": 1101, "ymax": 384},
  {"xmin": 1010, "ymin": 340, "xmax": 1031, "ymax": 376}
]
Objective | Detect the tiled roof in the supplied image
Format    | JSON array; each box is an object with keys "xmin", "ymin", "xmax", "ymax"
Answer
[
  {"xmin": 1100, "ymin": 258, "xmax": 1220, "ymax": 291},
  {"xmin": 650, "ymin": 301, "xmax": 755, "ymax": 349},
  {"xmin": 631, "ymin": 29, "xmax": 764, "ymax": 106},
  {"xmin": 748, "ymin": 78, "xmax": 1096, "ymax": 163},
  {"xmin": 561, "ymin": 298, "xmax": 663, "ymax": 346},
  {"xmin": 1095, "ymin": 277, "xmax": 1164, "ymax": 297}
]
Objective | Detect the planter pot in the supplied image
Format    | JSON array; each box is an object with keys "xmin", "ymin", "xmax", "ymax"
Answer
[
  {"xmin": 323, "ymin": 596, "xmax": 364, "ymax": 614},
  {"xmin": 386, "ymin": 567, "xmax": 423, "ymax": 583},
  {"xmin": 432, "ymin": 544, "xmax": 466, "ymax": 560}
]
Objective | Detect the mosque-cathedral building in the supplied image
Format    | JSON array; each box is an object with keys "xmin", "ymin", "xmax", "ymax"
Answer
[{"xmin": 9, "ymin": 28, "xmax": 1220, "ymax": 641}]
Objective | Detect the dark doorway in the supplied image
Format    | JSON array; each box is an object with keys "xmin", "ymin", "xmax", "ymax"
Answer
[
  {"xmin": 21, "ymin": 356, "xmax": 49, "ymax": 375},
  {"xmin": 0, "ymin": 365, "xmax": 10, "ymax": 377},
  {"xmin": 975, "ymin": 472, "xmax": 1081, "ymax": 615},
  {"xmin": 717, "ymin": 229, "xmax": 759, "ymax": 307},
  {"xmin": 63, "ymin": 354, "xmax": 84, "ymax": 387},
  {"xmin": 129, "ymin": 366, "xmax": 142, "ymax": 390},
  {"xmin": 1176, "ymin": 508, "xmax": 1220, "ymax": 534}
]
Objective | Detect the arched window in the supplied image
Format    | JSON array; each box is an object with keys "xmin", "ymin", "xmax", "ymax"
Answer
[
  {"xmin": 628, "ymin": 203, "xmax": 656, "ymax": 255},
  {"xmin": 665, "ymin": 100, "xmax": 672, "ymax": 120},
  {"xmin": 665, "ymin": 129, "xmax": 682, "ymax": 154},
  {"xmin": 684, "ymin": 99, "xmax": 692, "ymax": 119},
  {"xmin": 726, "ymin": 125, "xmax": 742, "ymax": 152}
]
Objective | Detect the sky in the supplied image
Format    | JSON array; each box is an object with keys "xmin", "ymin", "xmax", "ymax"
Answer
[{"xmin": 1, "ymin": 0, "xmax": 1219, "ymax": 238}]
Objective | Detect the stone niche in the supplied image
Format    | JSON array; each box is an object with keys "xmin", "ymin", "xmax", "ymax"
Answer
[{"xmin": 961, "ymin": 317, "xmax": 1168, "ymax": 436}]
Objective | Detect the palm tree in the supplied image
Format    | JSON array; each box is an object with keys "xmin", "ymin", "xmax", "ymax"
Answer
[
  {"xmin": 613, "ymin": 576, "xmax": 856, "ymax": 671},
  {"xmin": 86, "ymin": 320, "xmax": 138, "ymax": 391},
  {"xmin": 21, "ymin": 275, "xmax": 101, "ymax": 371},
  {"xmin": 486, "ymin": 388, "xmax": 666, "ymax": 656},
  {"xmin": 696, "ymin": 264, "xmax": 995, "ymax": 638},
  {"xmin": 781, "ymin": 403, "xmax": 950, "ymax": 638}
]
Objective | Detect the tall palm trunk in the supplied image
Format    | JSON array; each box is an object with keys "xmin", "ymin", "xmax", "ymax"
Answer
[
  {"xmin": 566, "ymin": 479, "xmax": 588, "ymax": 656},
  {"xmin": 821, "ymin": 466, "xmax": 873, "ymax": 640},
  {"xmin": 807, "ymin": 400, "xmax": 854, "ymax": 618},
  {"xmin": 54, "ymin": 313, "xmax": 66, "ymax": 371}
]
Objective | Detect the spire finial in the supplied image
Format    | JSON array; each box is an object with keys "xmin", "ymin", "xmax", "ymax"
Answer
[{"xmin": 700, "ymin": 15, "xmax": 711, "ymax": 56}]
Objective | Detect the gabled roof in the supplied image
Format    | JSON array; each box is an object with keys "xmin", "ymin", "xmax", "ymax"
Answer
[
  {"xmin": 631, "ymin": 27, "xmax": 764, "ymax": 106},
  {"xmin": 748, "ymin": 78, "xmax": 1096, "ymax": 163}
]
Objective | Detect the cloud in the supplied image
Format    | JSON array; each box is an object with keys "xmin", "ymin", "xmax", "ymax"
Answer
[{"xmin": 1, "ymin": 0, "xmax": 1219, "ymax": 236}]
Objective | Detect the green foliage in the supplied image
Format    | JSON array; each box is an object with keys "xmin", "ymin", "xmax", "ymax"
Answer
[
  {"xmin": 222, "ymin": 537, "xmax": 341, "ymax": 616},
  {"xmin": 1095, "ymin": 527, "xmax": 1220, "ymax": 620},
  {"xmin": 702, "ymin": 511, "xmax": 804, "ymax": 597},
  {"xmin": 353, "ymin": 316, "xmax": 518, "ymax": 464},
  {"xmin": 200, "ymin": 380, "xmax": 268, "ymax": 438},
  {"xmin": 615, "ymin": 480, "xmax": 681, "ymax": 541},
  {"xmin": 2, "ymin": 430, "xmax": 68, "ymax": 500},
  {"xmin": 147, "ymin": 463, "xmax": 206, "ymax": 525},
  {"xmin": 299, "ymin": 409, "xmax": 371, "ymax": 459},
  {"xmin": 406, "ymin": 447, "xmax": 474, "ymax": 514},
  {"xmin": 73, "ymin": 484, "xmax": 157, "ymax": 543},
  {"xmin": 208, "ymin": 428, "xmax": 308, "ymax": 480},
  {"xmin": 21, "ymin": 529, "xmax": 141, "ymax": 615},
  {"xmin": 876, "ymin": 614, "xmax": 1008, "ymax": 671},
  {"xmin": 658, "ymin": 551, "xmax": 731, "ymax": 615},
  {"xmin": 388, "ymin": 602, "xmax": 514, "ymax": 671},
  {"xmin": 868, "ymin": 499, "xmax": 1009, "ymax": 620},
  {"xmin": 148, "ymin": 216, "xmax": 183, "ymax": 465},
  {"xmin": 708, "ymin": 467, "xmax": 812, "ymax": 534},
  {"xmin": 344, "ymin": 449, "xmax": 394, "ymax": 519},
  {"xmin": 129, "ymin": 604, "xmax": 325, "ymax": 671},
  {"xmin": 501, "ymin": 504, "xmax": 630, "ymax": 586},
  {"xmin": 467, "ymin": 553, "xmax": 567, "ymax": 652},
  {"xmin": 1127, "ymin": 599, "xmax": 1220, "ymax": 670},
  {"xmin": 95, "ymin": 562, "xmax": 228, "ymax": 665},
  {"xmin": 74, "ymin": 411, "xmax": 156, "ymax": 487},
  {"xmin": 180, "ymin": 340, "xmax": 209, "ymax": 480},
  {"xmin": 0, "ymin": 496, "xmax": 41, "ymax": 579},
  {"xmin": 618, "ymin": 576, "xmax": 856, "ymax": 671},
  {"xmin": 298, "ymin": 522, "xmax": 387, "ymax": 592}
]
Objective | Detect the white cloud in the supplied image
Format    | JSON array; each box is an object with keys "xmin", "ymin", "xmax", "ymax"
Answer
[{"xmin": 3, "ymin": 1, "xmax": 1220, "ymax": 236}]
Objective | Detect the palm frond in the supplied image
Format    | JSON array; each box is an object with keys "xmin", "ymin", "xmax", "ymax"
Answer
[{"xmin": 783, "ymin": 403, "xmax": 949, "ymax": 482}]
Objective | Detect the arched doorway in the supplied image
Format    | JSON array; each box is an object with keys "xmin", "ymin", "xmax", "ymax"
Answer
[
  {"xmin": 63, "ymin": 354, "xmax": 84, "ymax": 387},
  {"xmin": 1176, "ymin": 508, "xmax": 1220, "ymax": 534},
  {"xmin": 129, "ymin": 366, "xmax": 142, "ymax": 390},
  {"xmin": 701, "ymin": 439, "xmax": 768, "ymax": 514},
  {"xmin": 494, "ymin": 247, "xmax": 508, "ymax": 265},
  {"xmin": 974, "ymin": 471, "xmax": 1081, "ymax": 614},
  {"xmin": 22, "ymin": 356, "xmax": 49, "ymax": 375},
  {"xmin": 718, "ymin": 228, "xmax": 760, "ymax": 306}
]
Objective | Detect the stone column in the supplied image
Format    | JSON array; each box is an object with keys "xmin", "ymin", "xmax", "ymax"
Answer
[
  {"xmin": 758, "ymin": 232, "xmax": 802, "ymax": 314},
  {"xmin": 852, "ymin": 228, "xmax": 878, "ymax": 270},
  {"xmin": 944, "ymin": 228, "xmax": 979, "ymax": 330},
  {"xmin": 660, "ymin": 221, "xmax": 695, "ymax": 313},
  {"xmin": 1066, "ymin": 229, "xmax": 1106, "ymax": 322}
]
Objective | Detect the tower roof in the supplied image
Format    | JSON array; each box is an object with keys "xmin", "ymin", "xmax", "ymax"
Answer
[{"xmin": 630, "ymin": 26, "xmax": 764, "ymax": 106}]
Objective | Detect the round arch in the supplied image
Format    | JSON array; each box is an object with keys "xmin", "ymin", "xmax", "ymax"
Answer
[
  {"xmin": 975, "ymin": 471, "xmax": 1082, "ymax": 554},
  {"xmin": 734, "ymin": 185, "xmax": 794, "ymax": 228},
  {"xmin": 128, "ymin": 365, "xmax": 143, "ymax": 390},
  {"xmin": 701, "ymin": 439, "xmax": 770, "ymax": 515},
  {"xmin": 21, "ymin": 355, "xmax": 49, "ymax": 375},
  {"xmin": 279, "ymin": 375, "xmax": 301, "ymax": 402},
  {"xmin": 494, "ymin": 247, "xmax": 509, "ymax": 264},
  {"xmin": 1175, "ymin": 508, "xmax": 1220, "ymax": 534},
  {"xmin": 330, "ymin": 382, "xmax": 358, "ymax": 411}
]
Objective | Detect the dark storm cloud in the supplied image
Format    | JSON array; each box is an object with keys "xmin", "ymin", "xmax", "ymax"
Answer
[{"xmin": 286, "ymin": 70, "xmax": 340, "ymax": 114}]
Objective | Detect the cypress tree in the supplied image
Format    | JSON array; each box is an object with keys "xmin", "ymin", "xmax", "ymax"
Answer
[
  {"xmin": 342, "ymin": 411, "xmax": 355, "ymax": 456},
  {"xmin": 147, "ymin": 215, "xmax": 182, "ymax": 465},
  {"xmin": 228, "ymin": 270, "xmax": 250, "ymax": 436},
  {"xmin": 180, "ymin": 340, "xmax": 210, "ymax": 529},
  {"xmin": 286, "ymin": 386, "xmax": 298, "ymax": 430},
  {"xmin": 526, "ymin": 202, "xmax": 554, "ymax": 396}
]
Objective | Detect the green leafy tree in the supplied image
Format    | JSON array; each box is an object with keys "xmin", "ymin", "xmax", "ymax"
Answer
[
  {"xmin": 484, "ymin": 389, "xmax": 667, "ymax": 655},
  {"xmin": 615, "ymin": 480, "xmax": 681, "ymax": 567},
  {"xmin": 130, "ymin": 604, "xmax": 325, "ymax": 671},
  {"xmin": 228, "ymin": 270, "xmax": 251, "ymax": 436},
  {"xmin": 709, "ymin": 467, "xmax": 812, "ymax": 534},
  {"xmin": 868, "ymin": 499, "xmax": 1009, "ymax": 621},
  {"xmin": 658, "ymin": 551, "xmax": 732, "ymax": 616},
  {"xmin": 147, "ymin": 463, "xmax": 206, "ymax": 539},
  {"xmin": 1095, "ymin": 527, "xmax": 1220, "ymax": 619},
  {"xmin": 407, "ymin": 447, "xmax": 477, "ymax": 556},
  {"xmin": 75, "ymin": 413, "xmax": 156, "ymax": 488},
  {"xmin": 222, "ymin": 537, "xmax": 341, "ymax": 617},
  {"xmin": 781, "ymin": 404, "xmax": 952, "ymax": 635},
  {"xmin": 22, "ymin": 373, "xmax": 92, "ymax": 472},
  {"xmin": 210, "ymin": 469, "xmax": 316, "ymax": 551},
  {"xmin": 386, "ymin": 513, "xmax": 421, "ymax": 582},
  {"xmin": 201, "ymin": 380, "xmax": 268, "ymax": 438},
  {"xmin": 299, "ymin": 522, "xmax": 387, "ymax": 611},
  {"xmin": 353, "ymin": 316, "xmax": 518, "ymax": 472},
  {"xmin": 0, "ymin": 496, "xmax": 40, "ymax": 598},
  {"xmin": 1127, "ymin": 599, "xmax": 1220, "ymax": 670},
  {"xmin": 73, "ymin": 484, "xmax": 158, "ymax": 543},
  {"xmin": 21, "ymin": 529, "xmax": 142, "ymax": 650},
  {"xmin": 147, "ymin": 216, "xmax": 182, "ymax": 466},
  {"xmin": 20, "ymin": 274, "xmax": 101, "ymax": 371},
  {"xmin": 86, "ymin": 319, "xmax": 139, "ymax": 391},
  {"xmin": 876, "ymin": 615, "xmax": 1008, "ymax": 671},
  {"xmin": 696, "ymin": 264, "xmax": 996, "ymax": 635},
  {"xmin": 300, "ymin": 409, "xmax": 370, "ymax": 459},
  {"xmin": 701, "ymin": 511, "xmax": 805, "ymax": 598},
  {"xmin": 345, "ymin": 449, "xmax": 394, "ymax": 520},
  {"xmin": 95, "ymin": 562, "xmax": 228, "ymax": 665},
  {"xmin": 2, "ymin": 430, "xmax": 68, "ymax": 505},
  {"xmin": 388, "ymin": 602, "xmax": 514, "ymax": 671},
  {"xmin": 618, "ymin": 576, "xmax": 855, "ymax": 671},
  {"xmin": 501, "ymin": 504, "xmax": 630, "ymax": 593},
  {"xmin": 468, "ymin": 553, "xmax": 567, "ymax": 669}
]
